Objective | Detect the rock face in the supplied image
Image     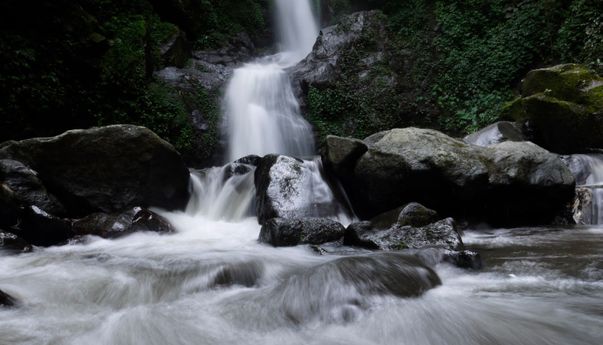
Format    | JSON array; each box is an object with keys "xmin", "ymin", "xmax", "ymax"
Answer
[
  {"xmin": 259, "ymin": 218, "xmax": 345, "ymax": 247},
  {"xmin": 325, "ymin": 127, "xmax": 575, "ymax": 225},
  {"xmin": 0, "ymin": 125, "xmax": 190, "ymax": 216},
  {"xmin": 72, "ymin": 208, "xmax": 175, "ymax": 239},
  {"xmin": 502, "ymin": 64, "xmax": 603, "ymax": 153},
  {"xmin": 254, "ymin": 155, "xmax": 352, "ymax": 225},
  {"xmin": 322, "ymin": 135, "xmax": 368, "ymax": 176},
  {"xmin": 0, "ymin": 159, "xmax": 65, "ymax": 215},
  {"xmin": 463, "ymin": 121, "xmax": 526, "ymax": 147},
  {"xmin": 291, "ymin": 11, "xmax": 386, "ymax": 100}
]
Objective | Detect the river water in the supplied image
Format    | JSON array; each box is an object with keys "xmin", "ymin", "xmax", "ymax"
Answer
[
  {"xmin": 0, "ymin": 221, "xmax": 601, "ymax": 344},
  {"xmin": 1, "ymin": 1, "xmax": 602, "ymax": 344}
]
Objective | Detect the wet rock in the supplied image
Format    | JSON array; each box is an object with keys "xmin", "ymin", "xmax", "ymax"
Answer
[
  {"xmin": 332, "ymin": 127, "xmax": 575, "ymax": 225},
  {"xmin": 72, "ymin": 207, "xmax": 174, "ymax": 239},
  {"xmin": 345, "ymin": 218, "xmax": 462, "ymax": 251},
  {"xmin": 0, "ymin": 125, "xmax": 190, "ymax": 216},
  {"xmin": 259, "ymin": 218, "xmax": 345, "ymax": 247},
  {"xmin": 442, "ymin": 250, "xmax": 483, "ymax": 270},
  {"xmin": 0, "ymin": 184, "xmax": 20, "ymax": 228},
  {"xmin": 254, "ymin": 155, "xmax": 349, "ymax": 225},
  {"xmin": 0, "ymin": 230, "xmax": 31, "ymax": 253},
  {"xmin": 463, "ymin": 121, "xmax": 526, "ymax": 147},
  {"xmin": 273, "ymin": 253, "xmax": 441, "ymax": 323},
  {"xmin": 0, "ymin": 289, "xmax": 17, "ymax": 307},
  {"xmin": 502, "ymin": 64, "xmax": 603, "ymax": 153},
  {"xmin": 397, "ymin": 202, "xmax": 439, "ymax": 227},
  {"xmin": 211, "ymin": 262, "xmax": 263, "ymax": 288},
  {"xmin": 18, "ymin": 206, "xmax": 74, "ymax": 247},
  {"xmin": 234, "ymin": 155, "xmax": 262, "ymax": 166},
  {"xmin": 0, "ymin": 159, "xmax": 65, "ymax": 215}
]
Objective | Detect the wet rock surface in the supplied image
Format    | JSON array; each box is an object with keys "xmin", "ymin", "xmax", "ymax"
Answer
[
  {"xmin": 73, "ymin": 208, "xmax": 175, "ymax": 239},
  {"xmin": 259, "ymin": 218, "xmax": 345, "ymax": 247},
  {"xmin": 0, "ymin": 289, "xmax": 17, "ymax": 308}
]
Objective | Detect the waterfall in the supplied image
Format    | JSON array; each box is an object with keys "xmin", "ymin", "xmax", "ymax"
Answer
[
  {"xmin": 223, "ymin": 0, "xmax": 318, "ymax": 162},
  {"xmin": 567, "ymin": 154, "xmax": 603, "ymax": 224}
]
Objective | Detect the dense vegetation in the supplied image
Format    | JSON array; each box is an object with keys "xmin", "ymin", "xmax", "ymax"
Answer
[
  {"xmin": 309, "ymin": 0, "xmax": 602, "ymax": 137},
  {"xmin": 1, "ymin": 0, "xmax": 601, "ymax": 162},
  {"xmin": 0, "ymin": 0, "xmax": 269, "ymax": 163}
]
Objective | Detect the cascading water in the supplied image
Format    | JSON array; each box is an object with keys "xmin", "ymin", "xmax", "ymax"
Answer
[
  {"xmin": 223, "ymin": 0, "xmax": 318, "ymax": 161},
  {"xmin": 1, "ymin": 2, "xmax": 602, "ymax": 345},
  {"xmin": 567, "ymin": 154, "xmax": 603, "ymax": 224}
]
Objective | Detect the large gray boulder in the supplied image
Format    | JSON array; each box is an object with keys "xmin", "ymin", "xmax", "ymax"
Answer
[
  {"xmin": 0, "ymin": 125, "xmax": 190, "ymax": 216},
  {"xmin": 259, "ymin": 218, "xmax": 345, "ymax": 247},
  {"xmin": 325, "ymin": 127, "xmax": 575, "ymax": 225}
]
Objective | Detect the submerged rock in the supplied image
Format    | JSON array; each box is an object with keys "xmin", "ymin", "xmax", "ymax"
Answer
[
  {"xmin": 259, "ymin": 218, "xmax": 345, "ymax": 247},
  {"xmin": 272, "ymin": 253, "xmax": 441, "ymax": 324},
  {"xmin": 0, "ymin": 125, "xmax": 190, "ymax": 216},
  {"xmin": 327, "ymin": 127, "xmax": 575, "ymax": 225},
  {"xmin": 502, "ymin": 64, "xmax": 603, "ymax": 153},
  {"xmin": 0, "ymin": 289, "xmax": 17, "ymax": 307},
  {"xmin": 73, "ymin": 207, "xmax": 175, "ymax": 239}
]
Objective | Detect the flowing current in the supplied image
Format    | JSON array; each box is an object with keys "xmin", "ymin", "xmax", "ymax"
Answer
[
  {"xmin": 1, "ymin": 1, "xmax": 602, "ymax": 344},
  {"xmin": 224, "ymin": 0, "xmax": 318, "ymax": 161}
]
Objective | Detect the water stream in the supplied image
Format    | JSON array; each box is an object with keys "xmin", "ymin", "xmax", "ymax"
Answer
[
  {"xmin": 0, "ymin": 1, "xmax": 601, "ymax": 344},
  {"xmin": 566, "ymin": 154, "xmax": 603, "ymax": 224}
]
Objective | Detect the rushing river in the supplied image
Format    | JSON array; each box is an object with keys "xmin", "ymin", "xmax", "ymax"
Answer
[{"xmin": 0, "ymin": 221, "xmax": 601, "ymax": 345}]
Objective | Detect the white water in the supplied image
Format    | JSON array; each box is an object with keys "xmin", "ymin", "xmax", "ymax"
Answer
[
  {"xmin": 1, "ymin": 2, "xmax": 602, "ymax": 344},
  {"xmin": 568, "ymin": 154, "xmax": 603, "ymax": 224},
  {"xmin": 224, "ymin": 0, "xmax": 318, "ymax": 161}
]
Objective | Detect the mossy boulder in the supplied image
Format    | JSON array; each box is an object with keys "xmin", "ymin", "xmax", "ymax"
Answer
[
  {"xmin": 503, "ymin": 64, "xmax": 603, "ymax": 153},
  {"xmin": 326, "ymin": 127, "xmax": 575, "ymax": 226}
]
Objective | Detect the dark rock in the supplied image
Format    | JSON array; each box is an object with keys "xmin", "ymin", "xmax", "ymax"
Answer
[
  {"xmin": 222, "ymin": 163, "xmax": 254, "ymax": 182},
  {"xmin": 0, "ymin": 184, "xmax": 20, "ymax": 228},
  {"xmin": 0, "ymin": 230, "xmax": 31, "ymax": 253},
  {"xmin": 0, "ymin": 289, "xmax": 17, "ymax": 307},
  {"xmin": 442, "ymin": 250, "xmax": 483, "ymax": 270},
  {"xmin": 234, "ymin": 155, "xmax": 262, "ymax": 166},
  {"xmin": 397, "ymin": 202, "xmax": 439, "ymax": 227},
  {"xmin": 72, "ymin": 207, "xmax": 174, "ymax": 239},
  {"xmin": 412, "ymin": 247, "xmax": 483, "ymax": 270},
  {"xmin": 345, "ymin": 217, "xmax": 462, "ymax": 251},
  {"xmin": 334, "ymin": 128, "xmax": 575, "ymax": 225},
  {"xmin": 158, "ymin": 27, "xmax": 191, "ymax": 68},
  {"xmin": 502, "ymin": 64, "xmax": 603, "ymax": 153},
  {"xmin": 254, "ymin": 155, "xmax": 351, "ymax": 225},
  {"xmin": 322, "ymin": 135, "xmax": 367, "ymax": 175},
  {"xmin": 259, "ymin": 218, "xmax": 345, "ymax": 247},
  {"xmin": 18, "ymin": 206, "xmax": 74, "ymax": 247},
  {"xmin": 211, "ymin": 262, "xmax": 263, "ymax": 288},
  {"xmin": 0, "ymin": 125, "xmax": 190, "ymax": 216},
  {"xmin": 273, "ymin": 253, "xmax": 441, "ymax": 323},
  {"xmin": 463, "ymin": 121, "xmax": 526, "ymax": 147},
  {"xmin": 0, "ymin": 159, "xmax": 65, "ymax": 215}
]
